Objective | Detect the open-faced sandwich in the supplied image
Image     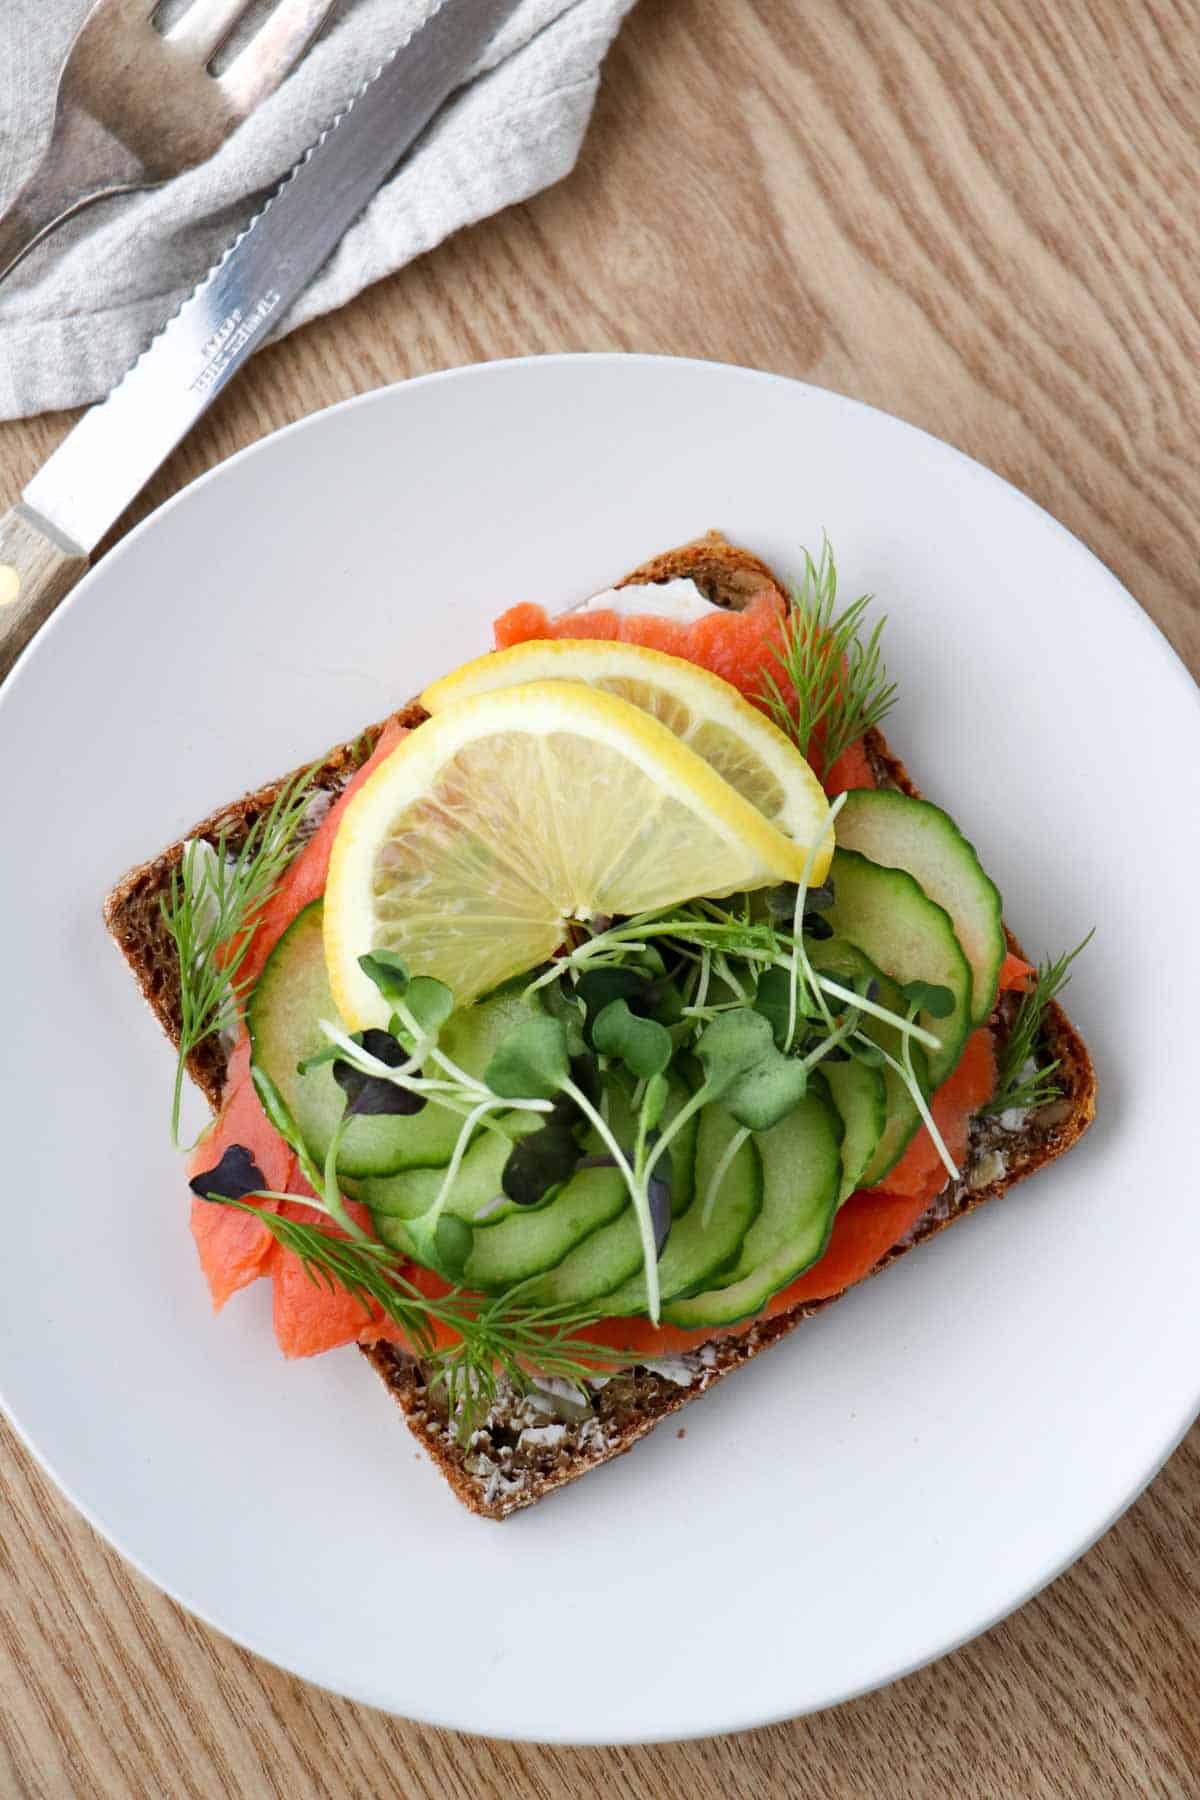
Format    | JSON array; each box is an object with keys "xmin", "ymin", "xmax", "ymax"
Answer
[{"xmin": 105, "ymin": 533, "xmax": 1095, "ymax": 1518}]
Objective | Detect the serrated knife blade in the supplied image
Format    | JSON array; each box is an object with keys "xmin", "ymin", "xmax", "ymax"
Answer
[{"xmin": 17, "ymin": 0, "xmax": 522, "ymax": 562}]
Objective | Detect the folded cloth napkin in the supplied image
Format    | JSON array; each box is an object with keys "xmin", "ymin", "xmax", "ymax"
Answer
[{"xmin": 0, "ymin": 0, "xmax": 636, "ymax": 420}]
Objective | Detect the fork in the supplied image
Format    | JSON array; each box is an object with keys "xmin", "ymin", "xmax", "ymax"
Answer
[{"xmin": 0, "ymin": 0, "xmax": 337, "ymax": 286}]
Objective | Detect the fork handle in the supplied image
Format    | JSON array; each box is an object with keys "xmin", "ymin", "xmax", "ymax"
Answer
[
  {"xmin": 0, "ymin": 103, "xmax": 145, "ymax": 286},
  {"xmin": 0, "ymin": 505, "xmax": 89, "ymax": 681}
]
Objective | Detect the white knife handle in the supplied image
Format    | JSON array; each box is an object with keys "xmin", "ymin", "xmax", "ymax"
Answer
[{"xmin": 0, "ymin": 504, "xmax": 88, "ymax": 681}]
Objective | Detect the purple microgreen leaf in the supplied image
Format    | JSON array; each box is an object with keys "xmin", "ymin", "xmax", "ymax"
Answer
[
  {"xmin": 189, "ymin": 1143, "xmax": 266, "ymax": 1203},
  {"xmin": 333, "ymin": 1029, "xmax": 427, "ymax": 1117},
  {"xmin": 501, "ymin": 1120, "xmax": 582, "ymax": 1207},
  {"xmin": 647, "ymin": 1176, "xmax": 672, "ymax": 1258}
]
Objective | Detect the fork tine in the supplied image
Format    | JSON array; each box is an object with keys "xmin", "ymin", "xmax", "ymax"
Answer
[
  {"xmin": 167, "ymin": 0, "xmax": 251, "ymax": 61},
  {"xmin": 219, "ymin": 0, "xmax": 337, "ymax": 114}
]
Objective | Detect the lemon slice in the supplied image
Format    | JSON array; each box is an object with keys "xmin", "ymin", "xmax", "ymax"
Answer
[
  {"xmin": 421, "ymin": 638, "xmax": 831, "ymax": 862},
  {"xmin": 325, "ymin": 682, "xmax": 816, "ymax": 1026}
]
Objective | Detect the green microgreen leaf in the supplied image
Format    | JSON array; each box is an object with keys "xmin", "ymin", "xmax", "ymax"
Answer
[
  {"xmin": 900, "ymin": 979, "xmax": 957, "ymax": 1020},
  {"xmin": 754, "ymin": 966, "xmax": 793, "ymax": 1049},
  {"xmin": 358, "ymin": 948, "xmax": 411, "ymax": 1005},
  {"xmin": 577, "ymin": 965, "xmax": 653, "ymax": 1038},
  {"xmin": 398, "ymin": 976, "xmax": 455, "ymax": 1039},
  {"xmin": 723, "ymin": 1052, "xmax": 809, "ymax": 1132},
  {"xmin": 592, "ymin": 998, "xmax": 673, "ymax": 1079},
  {"xmin": 694, "ymin": 1009, "xmax": 780, "ymax": 1097},
  {"xmin": 641, "ymin": 1071, "xmax": 670, "ymax": 1134},
  {"xmin": 538, "ymin": 977, "xmax": 588, "ymax": 1055},
  {"xmin": 485, "ymin": 1015, "xmax": 570, "ymax": 1100}
]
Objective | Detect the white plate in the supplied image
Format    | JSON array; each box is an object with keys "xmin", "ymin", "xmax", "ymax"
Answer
[{"xmin": 1, "ymin": 356, "xmax": 1197, "ymax": 1744}]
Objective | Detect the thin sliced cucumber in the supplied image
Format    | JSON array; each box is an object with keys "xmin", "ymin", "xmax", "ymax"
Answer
[
  {"xmin": 818, "ymin": 1061, "xmax": 887, "ymax": 1203},
  {"xmin": 808, "ymin": 937, "xmax": 929, "ymax": 1188},
  {"xmin": 462, "ymin": 1166, "xmax": 628, "ymax": 1290},
  {"xmin": 504, "ymin": 1078, "xmax": 702, "ymax": 1308},
  {"xmin": 835, "ymin": 789, "xmax": 1004, "ymax": 1025},
  {"xmin": 600, "ymin": 1107, "xmax": 763, "ymax": 1314},
  {"xmin": 369, "ymin": 1162, "xmax": 627, "ymax": 1284},
  {"xmin": 357, "ymin": 1081, "xmax": 639, "ymax": 1230},
  {"xmin": 369, "ymin": 1073, "xmax": 699, "ymax": 1297},
  {"xmin": 247, "ymin": 899, "xmax": 531, "ymax": 1178},
  {"xmin": 663, "ymin": 1092, "xmax": 842, "ymax": 1330},
  {"xmin": 357, "ymin": 1118, "xmax": 534, "ymax": 1227},
  {"xmin": 824, "ymin": 849, "xmax": 971, "ymax": 1086}
]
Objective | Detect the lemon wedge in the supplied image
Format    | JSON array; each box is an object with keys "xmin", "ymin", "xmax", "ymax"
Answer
[
  {"xmin": 421, "ymin": 638, "xmax": 831, "ymax": 864},
  {"xmin": 324, "ymin": 681, "xmax": 815, "ymax": 1025}
]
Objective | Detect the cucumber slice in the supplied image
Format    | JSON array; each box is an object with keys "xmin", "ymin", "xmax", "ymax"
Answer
[
  {"xmin": 808, "ymin": 938, "xmax": 929, "ymax": 1188},
  {"xmin": 247, "ymin": 900, "xmax": 530, "ymax": 1178},
  {"xmin": 370, "ymin": 1074, "xmax": 699, "ymax": 1297},
  {"xmin": 357, "ymin": 1118, "xmax": 534, "ymax": 1227},
  {"xmin": 818, "ymin": 1061, "xmax": 887, "ymax": 1203},
  {"xmin": 824, "ymin": 849, "xmax": 971, "ymax": 1086},
  {"xmin": 373, "ymin": 1157, "xmax": 652, "ymax": 1294},
  {"xmin": 462, "ymin": 1166, "xmax": 628, "ymax": 1291},
  {"xmin": 663, "ymin": 1092, "xmax": 843, "ymax": 1330},
  {"xmin": 358, "ymin": 1077, "xmax": 647, "ymax": 1230},
  {"xmin": 835, "ymin": 790, "xmax": 1004, "ymax": 1025},
  {"xmin": 515, "ymin": 1083, "xmax": 702, "ymax": 1308},
  {"xmin": 599, "ymin": 1107, "xmax": 763, "ymax": 1314}
]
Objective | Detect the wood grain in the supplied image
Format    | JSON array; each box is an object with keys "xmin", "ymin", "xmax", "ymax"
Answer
[
  {"xmin": 0, "ymin": 503, "xmax": 88, "ymax": 678},
  {"xmin": 2, "ymin": 0, "xmax": 1198, "ymax": 1789}
]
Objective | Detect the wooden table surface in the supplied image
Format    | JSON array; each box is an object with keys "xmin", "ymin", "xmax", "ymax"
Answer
[{"xmin": 2, "ymin": 2, "xmax": 1198, "ymax": 1792}]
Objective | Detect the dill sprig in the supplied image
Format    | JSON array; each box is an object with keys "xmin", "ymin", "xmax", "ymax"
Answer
[
  {"xmin": 161, "ymin": 767, "xmax": 317, "ymax": 1146},
  {"xmin": 210, "ymin": 1198, "xmax": 632, "ymax": 1444},
  {"xmin": 758, "ymin": 539, "xmax": 897, "ymax": 778},
  {"xmin": 982, "ymin": 931, "xmax": 1094, "ymax": 1117}
]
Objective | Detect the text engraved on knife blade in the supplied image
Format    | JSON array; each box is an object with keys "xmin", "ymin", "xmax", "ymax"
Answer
[{"xmin": 192, "ymin": 291, "xmax": 282, "ymax": 397}]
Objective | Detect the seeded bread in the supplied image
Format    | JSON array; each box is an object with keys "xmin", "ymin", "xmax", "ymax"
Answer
[{"xmin": 104, "ymin": 533, "xmax": 1096, "ymax": 1520}]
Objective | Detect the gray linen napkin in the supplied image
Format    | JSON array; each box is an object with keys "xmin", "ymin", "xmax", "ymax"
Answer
[{"xmin": 0, "ymin": 0, "xmax": 636, "ymax": 421}]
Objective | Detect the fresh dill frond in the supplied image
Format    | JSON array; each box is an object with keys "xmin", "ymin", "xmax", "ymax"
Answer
[
  {"xmin": 161, "ymin": 766, "xmax": 317, "ymax": 1146},
  {"xmin": 982, "ymin": 931, "xmax": 1094, "ymax": 1117},
  {"xmin": 429, "ymin": 1284, "xmax": 631, "ymax": 1443},
  {"xmin": 758, "ymin": 538, "xmax": 898, "ymax": 777},
  {"xmin": 208, "ymin": 1198, "xmax": 633, "ymax": 1444}
]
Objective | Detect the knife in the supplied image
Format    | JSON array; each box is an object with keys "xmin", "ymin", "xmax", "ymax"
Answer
[{"xmin": 0, "ymin": 0, "xmax": 524, "ymax": 680}]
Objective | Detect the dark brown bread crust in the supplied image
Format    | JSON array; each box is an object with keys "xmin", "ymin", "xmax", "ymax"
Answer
[
  {"xmin": 103, "ymin": 533, "xmax": 1095, "ymax": 1520},
  {"xmin": 616, "ymin": 528, "xmax": 785, "ymax": 609}
]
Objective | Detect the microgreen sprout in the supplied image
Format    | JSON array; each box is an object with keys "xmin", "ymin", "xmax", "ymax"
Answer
[{"xmin": 784, "ymin": 791, "xmax": 847, "ymax": 1049}]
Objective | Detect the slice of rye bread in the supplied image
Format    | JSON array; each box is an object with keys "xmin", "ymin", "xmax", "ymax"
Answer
[{"xmin": 104, "ymin": 532, "xmax": 1096, "ymax": 1520}]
